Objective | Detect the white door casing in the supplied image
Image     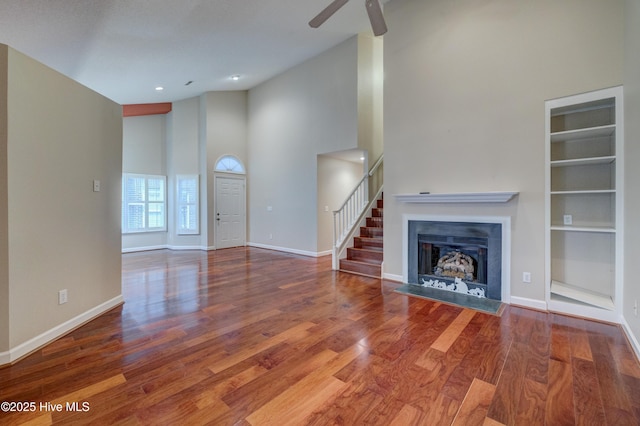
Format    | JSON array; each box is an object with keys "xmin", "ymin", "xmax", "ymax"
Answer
[{"xmin": 215, "ymin": 175, "xmax": 246, "ymax": 249}]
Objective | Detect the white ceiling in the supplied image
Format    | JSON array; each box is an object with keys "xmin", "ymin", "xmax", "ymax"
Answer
[{"xmin": 0, "ymin": 0, "xmax": 387, "ymax": 105}]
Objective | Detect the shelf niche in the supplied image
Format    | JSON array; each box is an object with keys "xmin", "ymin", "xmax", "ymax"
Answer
[{"xmin": 545, "ymin": 86, "xmax": 623, "ymax": 322}]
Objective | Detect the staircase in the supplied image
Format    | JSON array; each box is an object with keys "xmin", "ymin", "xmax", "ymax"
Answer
[{"xmin": 339, "ymin": 196, "xmax": 383, "ymax": 277}]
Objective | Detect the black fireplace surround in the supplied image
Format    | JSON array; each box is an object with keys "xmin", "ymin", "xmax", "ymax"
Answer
[{"xmin": 408, "ymin": 220, "xmax": 503, "ymax": 300}]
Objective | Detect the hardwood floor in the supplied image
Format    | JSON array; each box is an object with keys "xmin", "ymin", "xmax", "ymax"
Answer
[{"xmin": 1, "ymin": 247, "xmax": 640, "ymax": 425}]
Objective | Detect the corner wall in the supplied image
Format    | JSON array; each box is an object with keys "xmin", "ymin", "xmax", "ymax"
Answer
[
  {"xmin": 623, "ymin": 0, "xmax": 640, "ymax": 354},
  {"xmin": 203, "ymin": 91, "xmax": 248, "ymax": 249},
  {"xmin": 0, "ymin": 45, "xmax": 9, "ymax": 354},
  {"xmin": 248, "ymin": 37, "xmax": 359, "ymax": 254},
  {"xmin": 317, "ymin": 155, "xmax": 364, "ymax": 252},
  {"xmin": 122, "ymin": 114, "xmax": 167, "ymax": 251},
  {"xmin": 383, "ymin": 0, "xmax": 623, "ymax": 305},
  {"xmin": 3, "ymin": 45, "xmax": 122, "ymax": 361}
]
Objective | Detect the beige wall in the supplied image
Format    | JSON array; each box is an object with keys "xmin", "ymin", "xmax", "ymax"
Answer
[
  {"xmin": 0, "ymin": 45, "xmax": 9, "ymax": 352},
  {"xmin": 122, "ymin": 114, "xmax": 168, "ymax": 251},
  {"xmin": 167, "ymin": 97, "xmax": 202, "ymax": 249},
  {"xmin": 357, "ymin": 34, "xmax": 384, "ymax": 165},
  {"xmin": 121, "ymin": 92, "xmax": 248, "ymax": 252},
  {"xmin": 624, "ymin": 0, "xmax": 640, "ymax": 351},
  {"xmin": 203, "ymin": 91, "xmax": 248, "ymax": 249},
  {"xmin": 3, "ymin": 45, "xmax": 122, "ymax": 355},
  {"xmin": 317, "ymin": 155, "xmax": 365, "ymax": 252},
  {"xmin": 383, "ymin": 0, "xmax": 623, "ymax": 304},
  {"xmin": 248, "ymin": 37, "xmax": 359, "ymax": 254}
]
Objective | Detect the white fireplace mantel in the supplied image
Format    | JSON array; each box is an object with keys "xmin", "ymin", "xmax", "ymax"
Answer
[{"xmin": 394, "ymin": 191, "xmax": 518, "ymax": 204}]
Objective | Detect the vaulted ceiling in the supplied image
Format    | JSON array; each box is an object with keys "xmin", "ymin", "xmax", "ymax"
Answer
[{"xmin": 0, "ymin": 0, "xmax": 387, "ymax": 105}]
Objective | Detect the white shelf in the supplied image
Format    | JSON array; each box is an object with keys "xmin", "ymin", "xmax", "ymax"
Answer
[
  {"xmin": 550, "ymin": 156, "xmax": 615, "ymax": 167},
  {"xmin": 550, "ymin": 226, "xmax": 615, "ymax": 233},
  {"xmin": 550, "ymin": 280, "xmax": 614, "ymax": 310},
  {"xmin": 550, "ymin": 124, "xmax": 615, "ymax": 143},
  {"xmin": 394, "ymin": 191, "xmax": 518, "ymax": 203},
  {"xmin": 550, "ymin": 189, "xmax": 615, "ymax": 195}
]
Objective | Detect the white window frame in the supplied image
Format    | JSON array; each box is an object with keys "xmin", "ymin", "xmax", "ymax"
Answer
[
  {"xmin": 122, "ymin": 173, "xmax": 167, "ymax": 233},
  {"xmin": 176, "ymin": 174, "xmax": 200, "ymax": 235},
  {"xmin": 214, "ymin": 155, "xmax": 245, "ymax": 174}
]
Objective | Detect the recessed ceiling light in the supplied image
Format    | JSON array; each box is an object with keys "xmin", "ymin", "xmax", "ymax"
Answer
[
  {"xmin": 360, "ymin": 156, "xmax": 365, "ymax": 161},
  {"xmin": 230, "ymin": 75, "xmax": 240, "ymax": 81},
  {"xmin": 155, "ymin": 86, "xmax": 164, "ymax": 91}
]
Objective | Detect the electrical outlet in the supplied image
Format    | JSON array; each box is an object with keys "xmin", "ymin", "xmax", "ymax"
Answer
[
  {"xmin": 563, "ymin": 214, "xmax": 573, "ymax": 225},
  {"xmin": 58, "ymin": 289, "xmax": 68, "ymax": 305},
  {"xmin": 635, "ymin": 300, "xmax": 638, "ymax": 317},
  {"xmin": 522, "ymin": 272, "xmax": 531, "ymax": 283},
  {"xmin": 93, "ymin": 180, "xmax": 101, "ymax": 192},
  {"xmin": 269, "ymin": 233, "xmax": 273, "ymax": 240}
]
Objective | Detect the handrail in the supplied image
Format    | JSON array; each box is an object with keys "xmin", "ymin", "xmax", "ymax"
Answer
[
  {"xmin": 369, "ymin": 154, "xmax": 383, "ymax": 177},
  {"xmin": 332, "ymin": 154, "xmax": 384, "ymax": 270}
]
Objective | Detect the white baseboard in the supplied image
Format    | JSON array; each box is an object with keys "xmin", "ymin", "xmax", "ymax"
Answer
[
  {"xmin": 383, "ymin": 273, "xmax": 403, "ymax": 282},
  {"xmin": 123, "ymin": 245, "xmax": 216, "ymax": 253},
  {"xmin": 247, "ymin": 242, "xmax": 329, "ymax": 258},
  {"xmin": 166, "ymin": 245, "xmax": 207, "ymax": 251},
  {"xmin": 509, "ymin": 296, "xmax": 547, "ymax": 311},
  {"xmin": 621, "ymin": 317, "xmax": 640, "ymax": 361},
  {"xmin": 0, "ymin": 295, "xmax": 124, "ymax": 366},
  {"xmin": 122, "ymin": 244, "xmax": 167, "ymax": 253}
]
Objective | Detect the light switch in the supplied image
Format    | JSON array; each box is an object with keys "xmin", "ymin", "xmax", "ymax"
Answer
[{"xmin": 93, "ymin": 180, "xmax": 101, "ymax": 192}]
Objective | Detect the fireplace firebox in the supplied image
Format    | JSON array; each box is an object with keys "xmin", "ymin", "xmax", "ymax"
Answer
[{"xmin": 408, "ymin": 220, "xmax": 502, "ymax": 300}]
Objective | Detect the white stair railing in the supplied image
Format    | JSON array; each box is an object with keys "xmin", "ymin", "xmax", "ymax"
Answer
[
  {"xmin": 333, "ymin": 173, "xmax": 369, "ymax": 250},
  {"xmin": 332, "ymin": 155, "xmax": 383, "ymax": 270}
]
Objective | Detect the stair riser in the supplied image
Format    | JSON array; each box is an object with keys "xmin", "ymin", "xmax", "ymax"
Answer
[
  {"xmin": 366, "ymin": 218, "xmax": 383, "ymax": 228},
  {"xmin": 347, "ymin": 248, "xmax": 383, "ymax": 263},
  {"xmin": 354, "ymin": 237, "xmax": 383, "ymax": 250},
  {"xmin": 372, "ymin": 208, "xmax": 383, "ymax": 217},
  {"xmin": 339, "ymin": 260, "xmax": 381, "ymax": 277},
  {"xmin": 360, "ymin": 227, "xmax": 383, "ymax": 238}
]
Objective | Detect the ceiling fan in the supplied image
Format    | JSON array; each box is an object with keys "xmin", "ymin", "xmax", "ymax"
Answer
[{"xmin": 309, "ymin": 0, "xmax": 388, "ymax": 36}]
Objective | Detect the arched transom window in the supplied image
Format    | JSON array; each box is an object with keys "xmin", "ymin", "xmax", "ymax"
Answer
[{"xmin": 215, "ymin": 155, "xmax": 245, "ymax": 174}]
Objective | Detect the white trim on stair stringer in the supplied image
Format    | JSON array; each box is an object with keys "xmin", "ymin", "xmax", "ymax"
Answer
[{"xmin": 0, "ymin": 295, "xmax": 124, "ymax": 366}]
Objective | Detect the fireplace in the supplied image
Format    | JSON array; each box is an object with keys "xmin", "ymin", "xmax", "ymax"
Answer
[{"xmin": 407, "ymin": 218, "xmax": 505, "ymax": 301}]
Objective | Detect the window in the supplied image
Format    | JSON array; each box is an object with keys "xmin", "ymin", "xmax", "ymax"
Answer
[
  {"xmin": 122, "ymin": 174, "xmax": 167, "ymax": 233},
  {"xmin": 214, "ymin": 155, "xmax": 245, "ymax": 174},
  {"xmin": 177, "ymin": 175, "xmax": 199, "ymax": 235}
]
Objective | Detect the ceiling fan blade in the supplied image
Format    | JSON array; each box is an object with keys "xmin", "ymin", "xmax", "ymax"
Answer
[
  {"xmin": 365, "ymin": 0, "xmax": 387, "ymax": 36},
  {"xmin": 309, "ymin": 0, "xmax": 350, "ymax": 28}
]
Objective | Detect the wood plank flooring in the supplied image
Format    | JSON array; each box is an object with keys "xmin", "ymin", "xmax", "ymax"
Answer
[{"xmin": 1, "ymin": 247, "xmax": 640, "ymax": 425}]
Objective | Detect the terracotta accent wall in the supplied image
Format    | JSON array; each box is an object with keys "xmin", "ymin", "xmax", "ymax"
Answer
[{"xmin": 123, "ymin": 103, "xmax": 172, "ymax": 117}]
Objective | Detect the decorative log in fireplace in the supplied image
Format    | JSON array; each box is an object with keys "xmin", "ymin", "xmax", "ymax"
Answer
[{"xmin": 436, "ymin": 251, "xmax": 475, "ymax": 280}]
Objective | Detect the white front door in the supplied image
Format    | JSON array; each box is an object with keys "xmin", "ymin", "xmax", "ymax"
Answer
[{"xmin": 215, "ymin": 176, "xmax": 246, "ymax": 249}]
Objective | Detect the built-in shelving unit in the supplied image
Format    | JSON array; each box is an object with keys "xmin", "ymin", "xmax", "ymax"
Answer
[{"xmin": 545, "ymin": 86, "xmax": 623, "ymax": 322}]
